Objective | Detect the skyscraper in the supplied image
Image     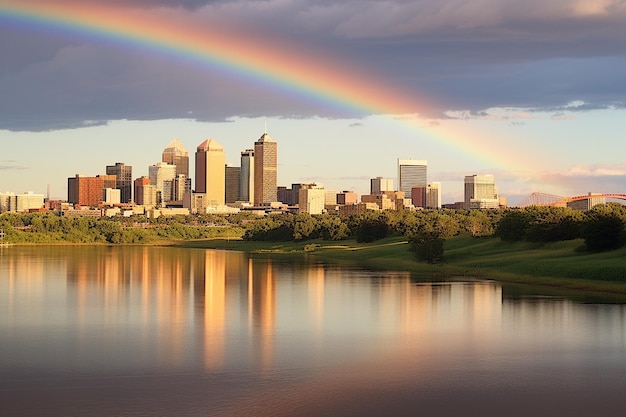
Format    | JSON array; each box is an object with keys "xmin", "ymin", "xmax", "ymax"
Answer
[
  {"xmin": 162, "ymin": 139, "xmax": 189, "ymax": 179},
  {"xmin": 105, "ymin": 162, "xmax": 132, "ymax": 203},
  {"xmin": 240, "ymin": 149, "xmax": 254, "ymax": 204},
  {"xmin": 254, "ymin": 132, "xmax": 277, "ymax": 206},
  {"xmin": 464, "ymin": 174, "xmax": 499, "ymax": 209},
  {"xmin": 397, "ymin": 159, "xmax": 427, "ymax": 193},
  {"xmin": 398, "ymin": 159, "xmax": 427, "ymax": 206},
  {"xmin": 195, "ymin": 138, "xmax": 226, "ymax": 206},
  {"xmin": 225, "ymin": 165, "xmax": 241, "ymax": 204},
  {"xmin": 148, "ymin": 162, "xmax": 176, "ymax": 205}
]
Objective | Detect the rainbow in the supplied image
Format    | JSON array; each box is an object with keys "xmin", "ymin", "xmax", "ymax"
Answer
[{"xmin": 0, "ymin": 0, "xmax": 524, "ymax": 172}]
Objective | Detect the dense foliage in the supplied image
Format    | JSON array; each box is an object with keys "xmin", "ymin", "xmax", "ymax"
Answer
[
  {"xmin": 496, "ymin": 204, "xmax": 626, "ymax": 252},
  {"xmin": 2, "ymin": 203, "xmax": 624, "ymax": 255},
  {"xmin": 0, "ymin": 212, "xmax": 244, "ymax": 244}
]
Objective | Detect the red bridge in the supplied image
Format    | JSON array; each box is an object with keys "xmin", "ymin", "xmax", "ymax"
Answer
[{"xmin": 516, "ymin": 193, "xmax": 626, "ymax": 208}]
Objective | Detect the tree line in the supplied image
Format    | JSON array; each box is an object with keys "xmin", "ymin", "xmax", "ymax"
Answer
[
  {"xmin": 2, "ymin": 203, "xmax": 624, "ymax": 256},
  {"xmin": 0, "ymin": 212, "xmax": 244, "ymax": 244}
]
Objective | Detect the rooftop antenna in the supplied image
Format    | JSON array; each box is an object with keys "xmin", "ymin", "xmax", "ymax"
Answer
[{"xmin": 264, "ymin": 118, "xmax": 267, "ymax": 135}]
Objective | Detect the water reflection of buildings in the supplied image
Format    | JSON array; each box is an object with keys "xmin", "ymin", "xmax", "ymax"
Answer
[{"xmin": 57, "ymin": 247, "xmax": 503, "ymax": 371}]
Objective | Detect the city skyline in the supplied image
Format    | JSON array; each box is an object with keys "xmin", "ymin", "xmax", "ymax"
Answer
[{"xmin": 1, "ymin": 1, "xmax": 626, "ymax": 204}]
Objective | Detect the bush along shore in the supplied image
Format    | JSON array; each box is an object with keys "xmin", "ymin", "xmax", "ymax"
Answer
[{"xmin": 2, "ymin": 204, "xmax": 626, "ymax": 296}]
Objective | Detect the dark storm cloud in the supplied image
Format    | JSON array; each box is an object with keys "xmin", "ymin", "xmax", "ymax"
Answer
[{"xmin": 2, "ymin": 0, "xmax": 626, "ymax": 130}]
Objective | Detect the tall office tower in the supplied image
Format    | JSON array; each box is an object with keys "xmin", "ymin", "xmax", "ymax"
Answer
[
  {"xmin": 398, "ymin": 159, "xmax": 427, "ymax": 193},
  {"xmin": 195, "ymin": 138, "xmax": 226, "ymax": 206},
  {"xmin": 398, "ymin": 159, "xmax": 427, "ymax": 206},
  {"xmin": 253, "ymin": 132, "xmax": 277, "ymax": 206},
  {"xmin": 162, "ymin": 138, "xmax": 190, "ymax": 179},
  {"xmin": 105, "ymin": 162, "xmax": 133, "ymax": 203},
  {"xmin": 370, "ymin": 177, "xmax": 394, "ymax": 194},
  {"xmin": 225, "ymin": 165, "xmax": 241, "ymax": 204},
  {"xmin": 68, "ymin": 174, "xmax": 104, "ymax": 207},
  {"xmin": 464, "ymin": 174, "xmax": 499, "ymax": 209},
  {"xmin": 426, "ymin": 182, "xmax": 441, "ymax": 209},
  {"xmin": 149, "ymin": 162, "xmax": 177, "ymax": 205},
  {"xmin": 240, "ymin": 149, "xmax": 254, "ymax": 204},
  {"xmin": 172, "ymin": 174, "xmax": 192, "ymax": 202}
]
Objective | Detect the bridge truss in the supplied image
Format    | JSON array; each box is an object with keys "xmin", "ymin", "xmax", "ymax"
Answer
[{"xmin": 516, "ymin": 193, "xmax": 626, "ymax": 208}]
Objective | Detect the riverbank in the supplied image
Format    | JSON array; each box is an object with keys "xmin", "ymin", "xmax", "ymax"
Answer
[{"xmin": 176, "ymin": 236, "xmax": 626, "ymax": 298}]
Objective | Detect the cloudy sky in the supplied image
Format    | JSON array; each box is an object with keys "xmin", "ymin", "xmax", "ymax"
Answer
[{"xmin": 1, "ymin": 0, "xmax": 626, "ymax": 204}]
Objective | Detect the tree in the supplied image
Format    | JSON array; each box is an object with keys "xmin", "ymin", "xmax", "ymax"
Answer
[
  {"xmin": 495, "ymin": 210, "xmax": 529, "ymax": 242},
  {"xmin": 582, "ymin": 206, "xmax": 625, "ymax": 252}
]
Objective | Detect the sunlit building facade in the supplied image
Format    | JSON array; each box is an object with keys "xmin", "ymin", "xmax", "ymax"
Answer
[
  {"xmin": 254, "ymin": 132, "xmax": 277, "ymax": 206},
  {"xmin": 464, "ymin": 174, "xmax": 499, "ymax": 209},
  {"xmin": 162, "ymin": 138, "xmax": 190, "ymax": 179},
  {"xmin": 398, "ymin": 159, "xmax": 427, "ymax": 206},
  {"xmin": 195, "ymin": 138, "xmax": 226, "ymax": 206},
  {"xmin": 68, "ymin": 174, "xmax": 104, "ymax": 207},
  {"xmin": 298, "ymin": 183, "xmax": 325, "ymax": 214},
  {"xmin": 149, "ymin": 162, "xmax": 177, "ymax": 205},
  {"xmin": 105, "ymin": 162, "xmax": 133, "ymax": 203}
]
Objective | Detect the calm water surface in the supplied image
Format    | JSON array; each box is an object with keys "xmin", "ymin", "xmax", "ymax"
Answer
[{"xmin": 1, "ymin": 245, "xmax": 626, "ymax": 416}]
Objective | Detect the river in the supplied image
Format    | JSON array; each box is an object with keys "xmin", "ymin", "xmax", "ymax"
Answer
[{"xmin": 1, "ymin": 245, "xmax": 625, "ymax": 416}]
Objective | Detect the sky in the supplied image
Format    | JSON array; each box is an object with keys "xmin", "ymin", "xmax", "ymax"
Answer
[{"xmin": 1, "ymin": 0, "xmax": 626, "ymax": 205}]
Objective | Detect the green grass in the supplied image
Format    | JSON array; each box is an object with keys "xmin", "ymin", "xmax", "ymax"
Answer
[{"xmin": 178, "ymin": 236, "xmax": 626, "ymax": 297}]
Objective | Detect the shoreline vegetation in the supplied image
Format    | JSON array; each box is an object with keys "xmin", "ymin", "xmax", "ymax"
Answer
[
  {"xmin": 2, "ymin": 205, "xmax": 625, "ymax": 299},
  {"xmin": 175, "ymin": 236, "xmax": 626, "ymax": 299}
]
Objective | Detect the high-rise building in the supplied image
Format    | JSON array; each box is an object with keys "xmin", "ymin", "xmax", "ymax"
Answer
[
  {"xmin": 464, "ymin": 174, "xmax": 499, "ymax": 209},
  {"xmin": 371, "ymin": 177, "xmax": 394, "ymax": 194},
  {"xmin": 148, "ymin": 162, "xmax": 177, "ymax": 205},
  {"xmin": 134, "ymin": 176, "xmax": 157, "ymax": 207},
  {"xmin": 162, "ymin": 139, "xmax": 190, "ymax": 179},
  {"xmin": 68, "ymin": 174, "xmax": 104, "ymax": 207},
  {"xmin": 172, "ymin": 174, "xmax": 192, "ymax": 203},
  {"xmin": 426, "ymin": 182, "xmax": 441, "ymax": 209},
  {"xmin": 225, "ymin": 165, "xmax": 241, "ymax": 204},
  {"xmin": 195, "ymin": 138, "xmax": 226, "ymax": 206},
  {"xmin": 240, "ymin": 149, "xmax": 254, "ymax": 204},
  {"xmin": 398, "ymin": 159, "xmax": 427, "ymax": 194},
  {"xmin": 254, "ymin": 132, "xmax": 277, "ymax": 206},
  {"xmin": 105, "ymin": 162, "xmax": 133, "ymax": 203}
]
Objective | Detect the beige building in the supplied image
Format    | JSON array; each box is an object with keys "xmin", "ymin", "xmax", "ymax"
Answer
[
  {"xmin": 0, "ymin": 192, "xmax": 45, "ymax": 213},
  {"xmin": 254, "ymin": 132, "xmax": 277, "ymax": 206},
  {"xmin": 298, "ymin": 183, "xmax": 326, "ymax": 214},
  {"xmin": 195, "ymin": 138, "xmax": 226, "ymax": 206},
  {"xmin": 103, "ymin": 188, "xmax": 121, "ymax": 205}
]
